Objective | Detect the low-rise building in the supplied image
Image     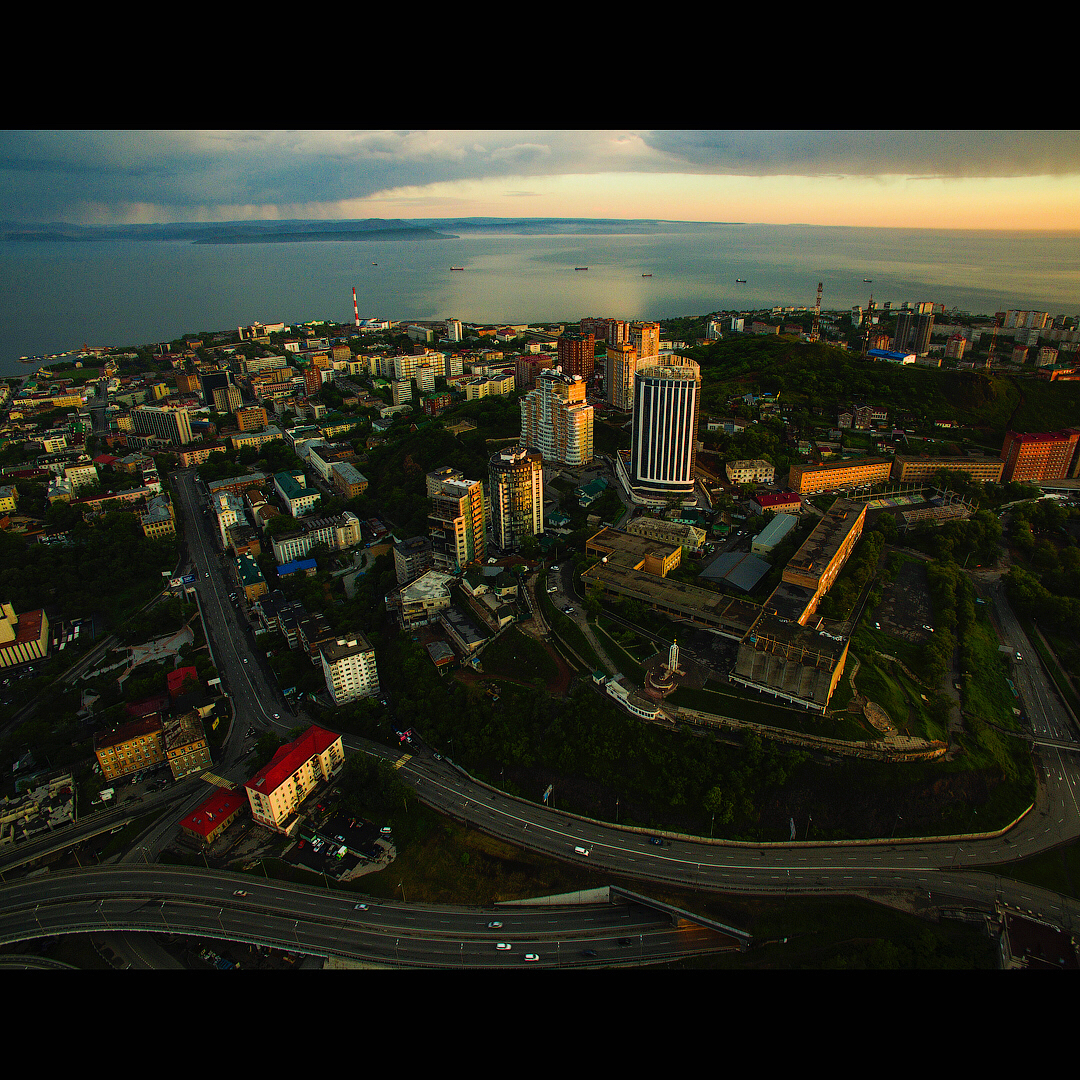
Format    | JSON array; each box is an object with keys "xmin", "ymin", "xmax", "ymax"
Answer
[
  {"xmin": 181, "ymin": 790, "xmax": 248, "ymax": 846},
  {"xmin": 725, "ymin": 459, "xmax": 775, "ymax": 486},
  {"xmin": 94, "ymin": 715, "xmax": 165, "ymax": 781},
  {"xmin": 625, "ymin": 516, "xmax": 707, "ymax": 553},
  {"xmin": 274, "ymin": 470, "xmax": 321, "ymax": 517},
  {"xmin": 162, "ymin": 709, "xmax": 213, "ymax": 780}
]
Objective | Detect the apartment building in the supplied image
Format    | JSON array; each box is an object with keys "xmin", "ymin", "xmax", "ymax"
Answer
[
  {"xmin": 244, "ymin": 725, "xmax": 345, "ymax": 834},
  {"xmin": 520, "ymin": 370, "xmax": 594, "ymax": 467},
  {"xmin": 427, "ymin": 468, "xmax": 486, "ymax": 572},
  {"xmin": 788, "ymin": 457, "xmax": 894, "ymax": 495},
  {"xmin": 94, "ymin": 715, "xmax": 166, "ymax": 781},
  {"xmin": 891, "ymin": 455, "xmax": 1004, "ymax": 483},
  {"xmin": 319, "ymin": 634, "xmax": 380, "ymax": 705},
  {"xmin": 162, "ymin": 710, "xmax": 213, "ymax": 780},
  {"xmin": 1000, "ymin": 429, "xmax": 1080, "ymax": 483}
]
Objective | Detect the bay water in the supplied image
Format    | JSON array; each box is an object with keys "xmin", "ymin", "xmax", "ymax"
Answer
[{"xmin": 2, "ymin": 222, "xmax": 1077, "ymax": 376}]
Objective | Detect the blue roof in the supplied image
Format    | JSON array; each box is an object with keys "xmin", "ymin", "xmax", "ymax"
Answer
[{"xmin": 277, "ymin": 558, "xmax": 318, "ymax": 576}]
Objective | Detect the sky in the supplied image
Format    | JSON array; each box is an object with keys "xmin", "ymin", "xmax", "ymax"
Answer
[{"xmin": 2, "ymin": 129, "xmax": 1078, "ymax": 230}]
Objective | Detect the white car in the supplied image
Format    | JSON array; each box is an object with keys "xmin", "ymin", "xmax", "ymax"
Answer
[{"xmin": 496, "ymin": 943, "xmax": 512, "ymax": 951}]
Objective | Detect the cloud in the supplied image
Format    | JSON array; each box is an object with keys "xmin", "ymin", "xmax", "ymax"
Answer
[
  {"xmin": 1, "ymin": 129, "xmax": 1076, "ymax": 225},
  {"xmin": 639, "ymin": 130, "xmax": 1080, "ymax": 178}
]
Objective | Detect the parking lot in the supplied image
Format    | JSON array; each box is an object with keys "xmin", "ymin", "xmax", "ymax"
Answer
[{"xmin": 285, "ymin": 809, "xmax": 392, "ymax": 881}]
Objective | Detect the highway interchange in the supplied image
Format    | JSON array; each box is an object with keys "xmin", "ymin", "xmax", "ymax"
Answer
[{"xmin": 3, "ymin": 467, "xmax": 1080, "ymax": 966}]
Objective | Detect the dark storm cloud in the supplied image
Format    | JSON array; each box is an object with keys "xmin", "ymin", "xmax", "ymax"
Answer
[
  {"xmin": 639, "ymin": 130, "xmax": 1080, "ymax": 178},
  {"xmin": 2, "ymin": 129, "xmax": 1076, "ymax": 224}
]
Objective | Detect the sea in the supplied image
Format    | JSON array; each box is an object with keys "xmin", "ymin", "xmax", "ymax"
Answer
[{"xmin": 2, "ymin": 221, "xmax": 1078, "ymax": 376}]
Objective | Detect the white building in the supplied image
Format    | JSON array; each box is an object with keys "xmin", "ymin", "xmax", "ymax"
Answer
[
  {"xmin": 725, "ymin": 459, "xmax": 775, "ymax": 485},
  {"xmin": 320, "ymin": 633, "xmax": 380, "ymax": 705}
]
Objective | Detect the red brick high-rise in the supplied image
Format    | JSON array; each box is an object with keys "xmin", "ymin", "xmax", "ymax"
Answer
[
  {"xmin": 1000, "ymin": 429, "xmax": 1080, "ymax": 483},
  {"xmin": 557, "ymin": 332, "xmax": 595, "ymax": 378}
]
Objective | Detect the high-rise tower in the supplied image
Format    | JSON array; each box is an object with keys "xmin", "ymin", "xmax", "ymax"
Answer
[
  {"xmin": 520, "ymin": 370, "xmax": 594, "ymax": 467},
  {"xmin": 621, "ymin": 355, "xmax": 700, "ymax": 502},
  {"xmin": 488, "ymin": 448, "xmax": 544, "ymax": 552}
]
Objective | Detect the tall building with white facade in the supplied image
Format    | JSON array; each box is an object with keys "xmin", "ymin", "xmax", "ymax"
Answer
[
  {"xmin": 319, "ymin": 633, "xmax": 380, "ymax": 705},
  {"xmin": 621, "ymin": 355, "xmax": 701, "ymax": 502},
  {"xmin": 131, "ymin": 405, "xmax": 193, "ymax": 446},
  {"xmin": 519, "ymin": 369, "xmax": 593, "ymax": 467},
  {"xmin": 488, "ymin": 448, "xmax": 544, "ymax": 552}
]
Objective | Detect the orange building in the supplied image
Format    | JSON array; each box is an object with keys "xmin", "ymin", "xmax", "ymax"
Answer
[
  {"xmin": 788, "ymin": 458, "xmax": 893, "ymax": 495},
  {"xmin": 1000, "ymin": 430, "xmax": 1080, "ymax": 483},
  {"xmin": 94, "ymin": 715, "xmax": 166, "ymax": 781}
]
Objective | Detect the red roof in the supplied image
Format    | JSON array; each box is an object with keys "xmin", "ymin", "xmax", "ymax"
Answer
[
  {"xmin": 244, "ymin": 725, "xmax": 340, "ymax": 796},
  {"xmin": 167, "ymin": 665, "xmax": 200, "ymax": 699},
  {"xmin": 95, "ymin": 713, "xmax": 164, "ymax": 751},
  {"xmin": 125, "ymin": 693, "xmax": 170, "ymax": 718},
  {"xmin": 755, "ymin": 491, "xmax": 802, "ymax": 507},
  {"xmin": 180, "ymin": 787, "xmax": 247, "ymax": 838}
]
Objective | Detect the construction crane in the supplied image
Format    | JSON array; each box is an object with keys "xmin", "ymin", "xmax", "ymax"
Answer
[
  {"xmin": 986, "ymin": 312, "xmax": 1001, "ymax": 367},
  {"xmin": 810, "ymin": 281, "xmax": 823, "ymax": 342},
  {"xmin": 861, "ymin": 293, "xmax": 874, "ymax": 355}
]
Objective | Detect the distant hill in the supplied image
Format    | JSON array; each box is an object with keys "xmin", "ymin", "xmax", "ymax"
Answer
[{"xmin": 0, "ymin": 219, "xmax": 458, "ymax": 244}]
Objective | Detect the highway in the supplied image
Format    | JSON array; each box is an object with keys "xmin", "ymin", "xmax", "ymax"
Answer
[{"xmin": 4, "ymin": 471, "xmax": 1079, "ymax": 963}]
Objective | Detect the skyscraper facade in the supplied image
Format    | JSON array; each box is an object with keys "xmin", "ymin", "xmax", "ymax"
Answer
[
  {"xmin": 427, "ymin": 468, "xmax": 486, "ymax": 572},
  {"xmin": 630, "ymin": 321, "xmax": 661, "ymax": 361},
  {"xmin": 131, "ymin": 405, "xmax": 194, "ymax": 445},
  {"xmin": 556, "ymin": 332, "xmax": 595, "ymax": 378},
  {"xmin": 488, "ymin": 448, "xmax": 544, "ymax": 551},
  {"xmin": 519, "ymin": 370, "xmax": 594, "ymax": 467},
  {"xmin": 606, "ymin": 341, "xmax": 638, "ymax": 411},
  {"xmin": 625, "ymin": 357, "xmax": 701, "ymax": 501},
  {"xmin": 1000, "ymin": 429, "xmax": 1080, "ymax": 483}
]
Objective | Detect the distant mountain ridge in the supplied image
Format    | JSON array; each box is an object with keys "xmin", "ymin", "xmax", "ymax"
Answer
[
  {"xmin": 0, "ymin": 219, "xmax": 459, "ymax": 243},
  {"xmin": 0, "ymin": 217, "xmax": 748, "ymax": 244}
]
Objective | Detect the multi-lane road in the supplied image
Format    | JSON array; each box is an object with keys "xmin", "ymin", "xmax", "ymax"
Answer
[{"xmin": 6, "ymin": 471, "xmax": 1080, "ymax": 963}]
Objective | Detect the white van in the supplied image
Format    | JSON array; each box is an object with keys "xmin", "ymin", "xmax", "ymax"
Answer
[{"xmin": 574, "ymin": 846, "xmax": 590, "ymax": 857}]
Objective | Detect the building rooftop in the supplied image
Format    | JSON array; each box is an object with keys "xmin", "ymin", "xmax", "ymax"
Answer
[
  {"xmin": 785, "ymin": 499, "xmax": 865, "ymax": 579},
  {"xmin": 180, "ymin": 787, "xmax": 248, "ymax": 839},
  {"xmin": 245, "ymin": 725, "xmax": 340, "ymax": 795}
]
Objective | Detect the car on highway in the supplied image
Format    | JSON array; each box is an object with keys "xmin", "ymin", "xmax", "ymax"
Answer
[
  {"xmin": 233, "ymin": 890, "xmax": 248, "ymax": 897},
  {"xmin": 205, "ymin": 573, "xmax": 210, "ymax": 579},
  {"xmin": 242, "ymin": 658, "xmax": 248, "ymax": 664},
  {"xmin": 273, "ymin": 712, "xmax": 280, "ymax": 719},
  {"xmin": 354, "ymin": 903, "xmax": 369, "ymax": 911},
  {"xmin": 497, "ymin": 943, "xmax": 512, "ymax": 951},
  {"xmin": 488, "ymin": 920, "xmax": 502, "ymax": 928},
  {"xmin": 1016, "ymin": 652, "xmax": 1022, "ymax": 662},
  {"xmin": 580, "ymin": 949, "xmax": 598, "ymax": 958},
  {"xmin": 648, "ymin": 836, "xmax": 663, "ymax": 846},
  {"xmin": 618, "ymin": 937, "xmax": 633, "ymax": 947},
  {"xmin": 523, "ymin": 953, "xmax": 539, "ymax": 961}
]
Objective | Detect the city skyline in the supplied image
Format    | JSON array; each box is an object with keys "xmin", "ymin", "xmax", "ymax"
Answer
[{"xmin": 2, "ymin": 129, "xmax": 1079, "ymax": 230}]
